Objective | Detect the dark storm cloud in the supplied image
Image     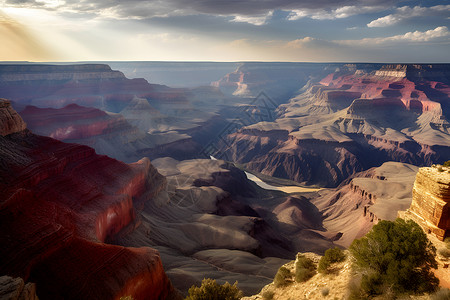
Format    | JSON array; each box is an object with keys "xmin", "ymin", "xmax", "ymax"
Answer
[
  {"xmin": 3, "ymin": 0, "xmax": 402, "ymax": 18},
  {"xmin": 5, "ymin": 0, "xmax": 44, "ymax": 6}
]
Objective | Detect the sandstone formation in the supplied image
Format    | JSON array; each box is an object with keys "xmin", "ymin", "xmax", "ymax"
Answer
[
  {"xmin": 0, "ymin": 99, "xmax": 177, "ymax": 300},
  {"xmin": 401, "ymin": 165, "xmax": 450, "ymax": 240},
  {"xmin": 0, "ymin": 276, "xmax": 38, "ymax": 300},
  {"xmin": 0, "ymin": 98, "xmax": 26, "ymax": 136}
]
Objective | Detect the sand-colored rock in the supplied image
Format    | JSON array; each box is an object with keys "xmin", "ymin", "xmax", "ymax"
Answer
[
  {"xmin": 402, "ymin": 166, "xmax": 450, "ymax": 240},
  {"xmin": 0, "ymin": 99, "xmax": 26, "ymax": 136},
  {"xmin": 242, "ymin": 252, "xmax": 353, "ymax": 300}
]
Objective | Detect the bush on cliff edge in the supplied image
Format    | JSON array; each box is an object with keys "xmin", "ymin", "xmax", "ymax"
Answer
[
  {"xmin": 318, "ymin": 247, "xmax": 346, "ymax": 274},
  {"xmin": 185, "ymin": 278, "xmax": 243, "ymax": 300},
  {"xmin": 349, "ymin": 218, "xmax": 439, "ymax": 298}
]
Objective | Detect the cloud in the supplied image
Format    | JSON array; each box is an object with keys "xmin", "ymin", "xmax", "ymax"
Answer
[
  {"xmin": 230, "ymin": 11, "xmax": 273, "ymax": 26},
  {"xmin": 1, "ymin": 0, "xmax": 400, "ymax": 24},
  {"xmin": 284, "ymin": 26, "xmax": 449, "ymax": 53},
  {"xmin": 338, "ymin": 26, "xmax": 450, "ymax": 46},
  {"xmin": 367, "ymin": 5, "xmax": 450, "ymax": 27},
  {"xmin": 288, "ymin": 5, "xmax": 385, "ymax": 21}
]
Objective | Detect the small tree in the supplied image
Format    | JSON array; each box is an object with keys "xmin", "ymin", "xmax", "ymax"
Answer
[
  {"xmin": 295, "ymin": 255, "xmax": 316, "ymax": 282},
  {"xmin": 274, "ymin": 266, "xmax": 291, "ymax": 287},
  {"xmin": 185, "ymin": 278, "xmax": 243, "ymax": 300},
  {"xmin": 349, "ymin": 219, "xmax": 439, "ymax": 297},
  {"xmin": 318, "ymin": 247, "xmax": 346, "ymax": 274}
]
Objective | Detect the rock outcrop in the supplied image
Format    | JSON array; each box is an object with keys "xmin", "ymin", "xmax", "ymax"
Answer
[
  {"xmin": 0, "ymin": 276, "xmax": 38, "ymax": 300},
  {"xmin": 401, "ymin": 165, "xmax": 450, "ymax": 240},
  {"xmin": 242, "ymin": 252, "xmax": 352, "ymax": 300},
  {"xmin": 0, "ymin": 99, "xmax": 177, "ymax": 299},
  {"xmin": 0, "ymin": 98, "xmax": 26, "ymax": 136}
]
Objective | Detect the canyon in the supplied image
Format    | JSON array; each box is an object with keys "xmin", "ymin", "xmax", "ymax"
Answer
[
  {"xmin": 1, "ymin": 62, "xmax": 449, "ymax": 298},
  {"xmin": 217, "ymin": 63, "xmax": 450, "ymax": 187}
]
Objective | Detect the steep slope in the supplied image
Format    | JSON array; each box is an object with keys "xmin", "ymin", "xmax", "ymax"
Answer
[
  {"xmin": 0, "ymin": 99, "xmax": 177, "ymax": 300},
  {"xmin": 312, "ymin": 162, "xmax": 418, "ymax": 247}
]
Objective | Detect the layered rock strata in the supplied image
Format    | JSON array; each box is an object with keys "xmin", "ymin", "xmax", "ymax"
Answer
[
  {"xmin": 0, "ymin": 99, "xmax": 176, "ymax": 299},
  {"xmin": 0, "ymin": 64, "xmax": 167, "ymax": 111},
  {"xmin": 401, "ymin": 166, "xmax": 450, "ymax": 240}
]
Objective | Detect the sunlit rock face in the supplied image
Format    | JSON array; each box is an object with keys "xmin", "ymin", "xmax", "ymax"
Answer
[
  {"xmin": 404, "ymin": 166, "xmax": 450, "ymax": 240},
  {"xmin": 0, "ymin": 98, "xmax": 26, "ymax": 136},
  {"xmin": 0, "ymin": 99, "xmax": 177, "ymax": 300},
  {"xmin": 218, "ymin": 64, "xmax": 450, "ymax": 187}
]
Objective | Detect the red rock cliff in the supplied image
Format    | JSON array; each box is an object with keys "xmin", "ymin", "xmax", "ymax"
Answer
[{"xmin": 0, "ymin": 99, "xmax": 177, "ymax": 299}]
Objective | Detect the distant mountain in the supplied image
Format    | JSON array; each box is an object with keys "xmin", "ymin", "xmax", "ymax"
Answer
[{"xmin": 218, "ymin": 64, "xmax": 450, "ymax": 187}]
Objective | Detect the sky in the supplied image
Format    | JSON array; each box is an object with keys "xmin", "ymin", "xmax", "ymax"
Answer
[{"xmin": 0, "ymin": 0, "xmax": 449, "ymax": 62}]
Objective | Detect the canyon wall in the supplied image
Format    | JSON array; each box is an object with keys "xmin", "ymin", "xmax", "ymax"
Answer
[
  {"xmin": 0, "ymin": 64, "xmax": 167, "ymax": 111},
  {"xmin": 402, "ymin": 166, "xmax": 450, "ymax": 240},
  {"xmin": 218, "ymin": 64, "xmax": 450, "ymax": 187},
  {"xmin": 0, "ymin": 99, "xmax": 177, "ymax": 299}
]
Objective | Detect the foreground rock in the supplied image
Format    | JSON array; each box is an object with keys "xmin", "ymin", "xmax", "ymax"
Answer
[
  {"xmin": 0, "ymin": 99, "xmax": 178, "ymax": 300},
  {"xmin": 242, "ymin": 252, "xmax": 352, "ymax": 300},
  {"xmin": 401, "ymin": 164, "xmax": 450, "ymax": 240},
  {"xmin": 0, "ymin": 276, "xmax": 38, "ymax": 300}
]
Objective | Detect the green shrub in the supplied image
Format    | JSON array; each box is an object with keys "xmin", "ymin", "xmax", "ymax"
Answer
[
  {"xmin": 321, "ymin": 287, "xmax": 330, "ymax": 297},
  {"xmin": 431, "ymin": 288, "xmax": 450, "ymax": 300},
  {"xmin": 349, "ymin": 219, "xmax": 439, "ymax": 297},
  {"xmin": 262, "ymin": 290, "xmax": 274, "ymax": 300},
  {"xmin": 185, "ymin": 278, "xmax": 243, "ymax": 300},
  {"xmin": 274, "ymin": 266, "xmax": 291, "ymax": 287},
  {"xmin": 295, "ymin": 255, "xmax": 316, "ymax": 282},
  {"xmin": 318, "ymin": 247, "xmax": 346, "ymax": 274},
  {"xmin": 443, "ymin": 160, "xmax": 450, "ymax": 167}
]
